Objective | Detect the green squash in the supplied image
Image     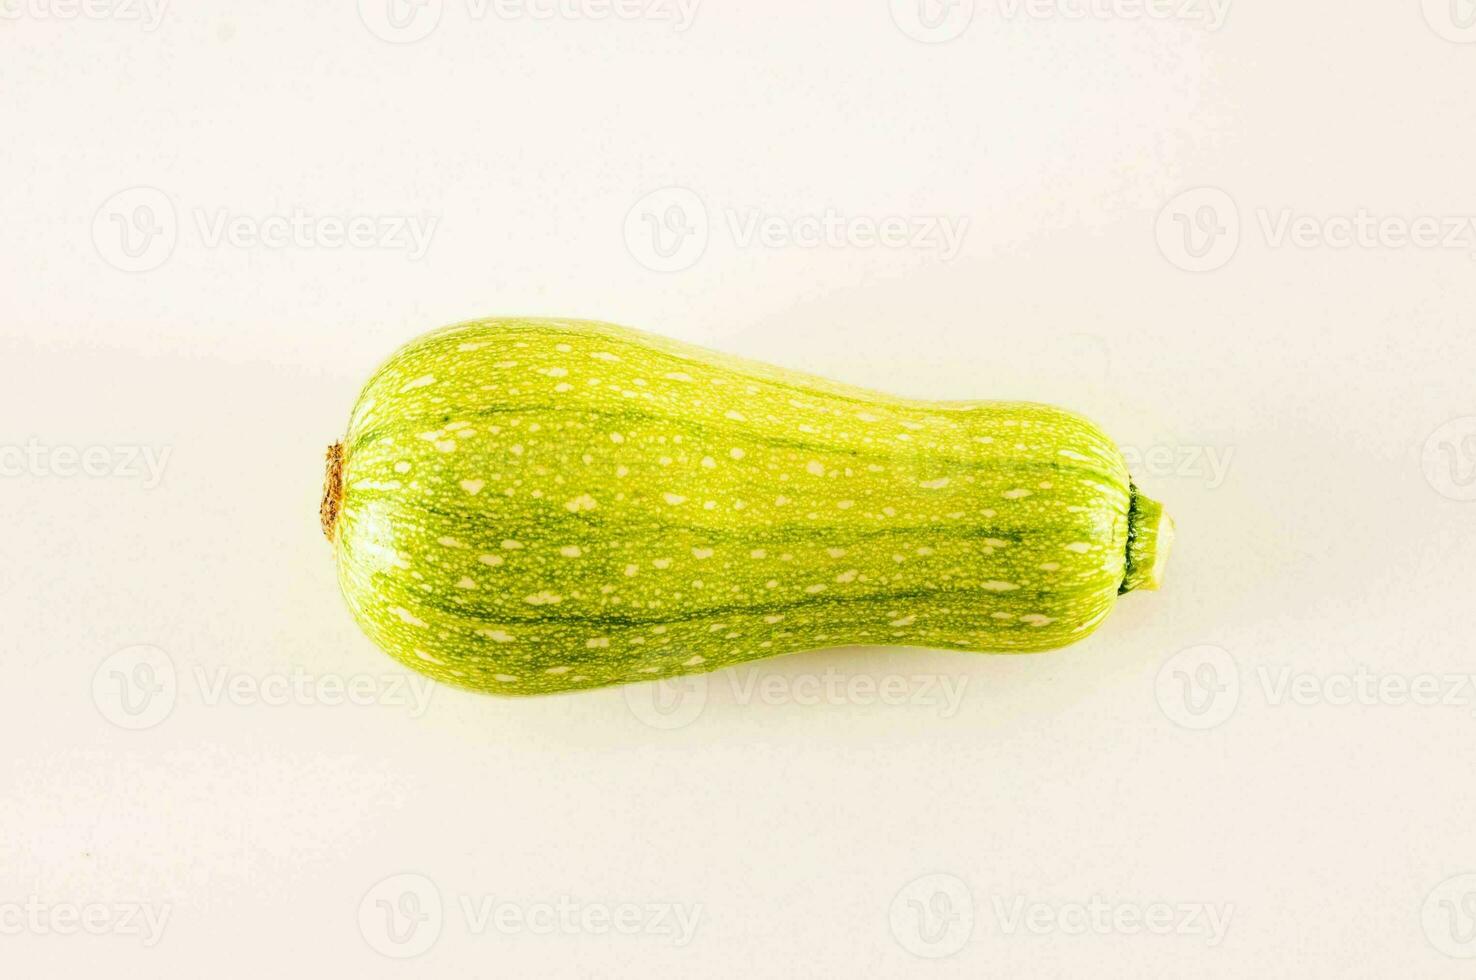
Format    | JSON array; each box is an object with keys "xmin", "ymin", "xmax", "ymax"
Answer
[{"xmin": 323, "ymin": 317, "xmax": 1172, "ymax": 695}]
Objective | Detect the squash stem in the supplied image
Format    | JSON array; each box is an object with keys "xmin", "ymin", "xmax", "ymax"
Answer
[
  {"xmin": 1121, "ymin": 487, "xmax": 1173, "ymax": 594},
  {"xmin": 321, "ymin": 443, "xmax": 344, "ymax": 542}
]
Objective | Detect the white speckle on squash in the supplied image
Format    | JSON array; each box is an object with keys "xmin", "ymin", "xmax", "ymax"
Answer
[{"xmin": 389, "ymin": 607, "xmax": 427, "ymax": 628}]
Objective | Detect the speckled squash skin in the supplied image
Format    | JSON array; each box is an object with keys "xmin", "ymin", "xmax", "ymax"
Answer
[{"xmin": 324, "ymin": 317, "xmax": 1172, "ymax": 696}]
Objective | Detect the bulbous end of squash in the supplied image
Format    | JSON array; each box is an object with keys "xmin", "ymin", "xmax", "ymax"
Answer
[{"xmin": 1121, "ymin": 488, "xmax": 1173, "ymax": 594}]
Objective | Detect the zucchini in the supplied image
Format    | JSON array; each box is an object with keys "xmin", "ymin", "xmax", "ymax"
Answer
[{"xmin": 323, "ymin": 317, "xmax": 1172, "ymax": 695}]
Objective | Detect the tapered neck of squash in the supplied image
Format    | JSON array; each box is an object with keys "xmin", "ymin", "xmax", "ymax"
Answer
[
  {"xmin": 1121, "ymin": 488, "xmax": 1173, "ymax": 594},
  {"xmin": 321, "ymin": 443, "xmax": 344, "ymax": 542}
]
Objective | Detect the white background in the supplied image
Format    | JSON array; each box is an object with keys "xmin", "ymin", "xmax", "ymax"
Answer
[{"xmin": 4, "ymin": 1, "xmax": 1476, "ymax": 976}]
